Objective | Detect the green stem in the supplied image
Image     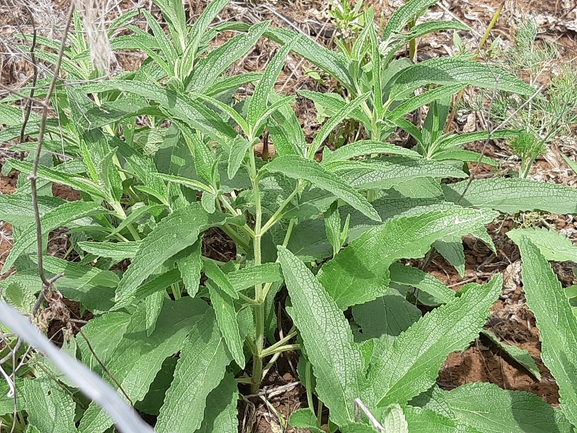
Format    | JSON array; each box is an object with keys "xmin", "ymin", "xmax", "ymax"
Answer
[
  {"xmin": 260, "ymin": 329, "xmax": 298, "ymax": 357},
  {"xmin": 249, "ymin": 148, "xmax": 265, "ymax": 393},
  {"xmin": 260, "ymin": 185, "xmax": 300, "ymax": 234}
]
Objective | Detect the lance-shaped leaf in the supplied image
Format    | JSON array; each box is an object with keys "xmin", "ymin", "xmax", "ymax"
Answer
[
  {"xmin": 389, "ymin": 56, "xmax": 535, "ymax": 99},
  {"xmin": 264, "ymin": 155, "xmax": 380, "ymax": 222},
  {"xmin": 196, "ymin": 373, "xmax": 239, "ymax": 433},
  {"xmin": 517, "ymin": 236, "xmax": 577, "ymax": 426},
  {"xmin": 370, "ymin": 275, "xmax": 502, "ymax": 407},
  {"xmin": 115, "ymin": 203, "xmax": 240, "ymax": 303},
  {"xmin": 3, "ymin": 201, "xmax": 105, "ymax": 272},
  {"xmin": 78, "ymin": 297, "xmax": 207, "ymax": 433},
  {"xmin": 278, "ymin": 246, "xmax": 365, "ymax": 427},
  {"xmin": 318, "ymin": 208, "xmax": 497, "ymax": 310},
  {"xmin": 155, "ymin": 308, "xmax": 231, "ymax": 433},
  {"xmin": 443, "ymin": 178, "xmax": 577, "ymax": 214},
  {"xmin": 507, "ymin": 227, "xmax": 577, "ymax": 262},
  {"xmin": 324, "ymin": 157, "xmax": 467, "ymax": 191},
  {"xmin": 81, "ymin": 80, "xmax": 236, "ymax": 141},
  {"xmin": 440, "ymin": 382, "xmax": 572, "ymax": 433},
  {"xmin": 206, "ymin": 280, "xmax": 244, "ymax": 367}
]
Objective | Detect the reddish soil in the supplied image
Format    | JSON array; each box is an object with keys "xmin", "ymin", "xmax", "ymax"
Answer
[{"xmin": 1, "ymin": 0, "xmax": 577, "ymax": 432}]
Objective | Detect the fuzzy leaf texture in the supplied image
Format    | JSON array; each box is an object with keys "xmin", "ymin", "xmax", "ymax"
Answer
[
  {"xmin": 318, "ymin": 208, "xmax": 498, "ymax": 310},
  {"xmin": 278, "ymin": 246, "xmax": 365, "ymax": 427},
  {"xmin": 440, "ymin": 382, "xmax": 572, "ymax": 432},
  {"xmin": 115, "ymin": 203, "xmax": 239, "ymax": 303},
  {"xmin": 2, "ymin": 201, "xmax": 105, "ymax": 272},
  {"xmin": 370, "ymin": 275, "xmax": 502, "ymax": 407},
  {"xmin": 155, "ymin": 308, "xmax": 231, "ymax": 433},
  {"xmin": 265, "ymin": 155, "xmax": 380, "ymax": 221},
  {"xmin": 517, "ymin": 236, "xmax": 577, "ymax": 427},
  {"xmin": 443, "ymin": 178, "xmax": 577, "ymax": 214}
]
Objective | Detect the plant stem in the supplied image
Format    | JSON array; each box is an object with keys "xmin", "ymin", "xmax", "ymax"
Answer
[{"xmin": 249, "ymin": 148, "xmax": 265, "ymax": 393}]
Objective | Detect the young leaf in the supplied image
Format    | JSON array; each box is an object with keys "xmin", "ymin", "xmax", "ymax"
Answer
[
  {"xmin": 318, "ymin": 208, "xmax": 497, "ymax": 309},
  {"xmin": 155, "ymin": 308, "xmax": 232, "ymax": 433},
  {"xmin": 517, "ymin": 236, "xmax": 577, "ymax": 426},
  {"xmin": 228, "ymin": 135, "xmax": 252, "ymax": 179},
  {"xmin": 247, "ymin": 37, "xmax": 295, "ymax": 133},
  {"xmin": 206, "ymin": 280, "xmax": 245, "ymax": 367},
  {"xmin": 264, "ymin": 155, "xmax": 380, "ymax": 222},
  {"xmin": 443, "ymin": 178, "xmax": 577, "ymax": 214},
  {"xmin": 370, "ymin": 275, "xmax": 502, "ymax": 407},
  {"xmin": 278, "ymin": 246, "xmax": 365, "ymax": 427},
  {"xmin": 189, "ymin": 21, "xmax": 269, "ymax": 92}
]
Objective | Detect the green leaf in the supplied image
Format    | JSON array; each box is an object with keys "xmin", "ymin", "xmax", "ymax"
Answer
[
  {"xmin": 433, "ymin": 237, "xmax": 465, "ymax": 276},
  {"xmin": 78, "ymin": 297, "xmax": 207, "ymax": 433},
  {"xmin": 203, "ymin": 258, "xmax": 238, "ymax": 299},
  {"xmin": 517, "ymin": 236, "xmax": 577, "ymax": 426},
  {"xmin": 325, "ymin": 156, "xmax": 467, "ymax": 191},
  {"xmin": 352, "ymin": 289, "xmax": 422, "ymax": 339},
  {"xmin": 507, "ymin": 228, "xmax": 577, "ymax": 262},
  {"xmin": 196, "ymin": 373, "xmax": 239, "ymax": 433},
  {"xmin": 0, "ymin": 194, "xmax": 65, "ymax": 225},
  {"xmin": 206, "ymin": 280, "xmax": 244, "ymax": 366},
  {"xmin": 247, "ymin": 37, "xmax": 295, "ymax": 132},
  {"xmin": 308, "ymin": 92, "xmax": 370, "ymax": 158},
  {"xmin": 265, "ymin": 155, "xmax": 380, "ymax": 222},
  {"xmin": 22, "ymin": 377, "xmax": 78, "ymax": 433},
  {"xmin": 40, "ymin": 256, "xmax": 118, "ymax": 314},
  {"xmin": 318, "ymin": 208, "xmax": 497, "ymax": 309},
  {"xmin": 402, "ymin": 406, "xmax": 459, "ymax": 433},
  {"xmin": 81, "ymin": 80, "xmax": 236, "ymax": 141},
  {"xmin": 441, "ymin": 382, "xmax": 572, "ymax": 433},
  {"xmin": 381, "ymin": 404, "xmax": 408, "ymax": 433},
  {"xmin": 7, "ymin": 159, "xmax": 105, "ymax": 199},
  {"xmin": 370, "ymin": 275, "xmax": 502, "ymax": 407},
  {"xmin": 321, "ymin": 140, "xmax": 420, "ymax": 164},
  {"xmin": 189, "ymin": 21, "xmax": 269, "ymax": 92},
  {"xmin": 289, "ymin": 408, "xmax": 325, "ymax": 433},
  {"xmin": 389, "ymin": 262, "xmax": 455, "ymax": 305},
  {"xmin": 77, "ymin": 241, "xmax": 141, "ymax": 260},
  {"xmin": 155, "ymin": 308, "xmax": 231, "ymax": 433},
  {"xmin": 388, "ymin": 84, "xmax": 465, "ymax": 121},
  {"xmin": 480, "ymin": 329, "xmax": 541, "ymax": 381},
  {"xmin": 265, "ymin": 27, "xmax": 355, "ymax": 91},
  {"xmin": 176, "ymin": 241, "xmax": 202, "ymax": 297},
  {"xmin": 132, "ymin": 268, "xmax": 182, "ymax": 301},
  {"xmin": 228, "ymin": 135, "xmax": 252, "ymax": 179},
  {"xmin": 389, "ymin": 57, "xmax": 535, "ymax": 99},
  {"xmin": 3, "ymin": 201, "xmax": 105, "ymax": 272},
  {"xmin": 278, "ymin": 246, "xmax": 365, "ymax": 426},
  {"xmin": 382, "ymin": 0, "xmax": 438, "ymax": 42},
  {"xmin": 226, "ymin": 263, "xmax": 283, "ymax": 292},
  {"xmin": 115, "ymin": 203, "xmax": 235, "ymax": 303},
  {"xmin": 443, "ymin": 178, "xmax": 577, "ymax": 214}
]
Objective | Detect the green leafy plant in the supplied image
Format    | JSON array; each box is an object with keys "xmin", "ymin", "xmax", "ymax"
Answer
[{"xmin": 2, "ymin": 0, "xmax": 577, "ymax": 432}]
